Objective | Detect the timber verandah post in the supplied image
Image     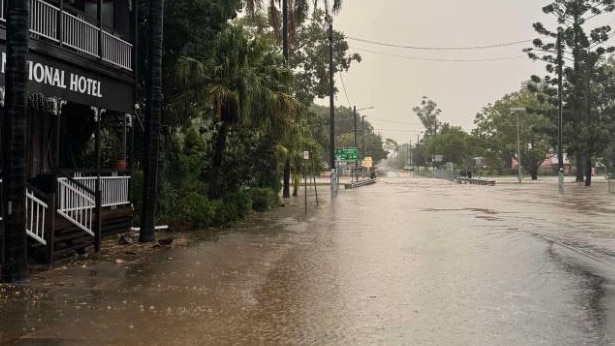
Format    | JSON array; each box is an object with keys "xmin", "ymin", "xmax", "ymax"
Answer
[
  {"xmin": 46, "ymin": 97, "xmax": 65, "ymax": 266},
  {"xmin": 91, "ymin": 106, "xmax": 104, "ymax": 252}
]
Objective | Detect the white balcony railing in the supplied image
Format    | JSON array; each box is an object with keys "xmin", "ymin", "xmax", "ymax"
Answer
[
  {"xmin": 1, "ymin": 0, "xmax": 132, "ymax": 71},
  {"xmin": 62, "ymin": 11, "xmax": 99, "ymax": 57},
  {"xmin": 102, "ymin": 31, "xmax": 132, "ymax": 71},
  {"xmin": 29, "ymin": 0, "xmax": 59, "ymax": 42}
]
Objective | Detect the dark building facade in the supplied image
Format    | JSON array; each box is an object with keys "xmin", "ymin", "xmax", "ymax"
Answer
[{"xmin": 0, "ymin": 0, "xmax": 137, "ymax": 264}]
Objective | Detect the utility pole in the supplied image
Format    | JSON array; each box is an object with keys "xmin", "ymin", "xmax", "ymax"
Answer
[
  {"xmin": 281, "ymin": 0, "xmax": 291, "ymax": 198},
  {"xmin": 328, "ymin": 22, "xmax": 336, "ymax": 197},
  {"xmin": 557, "ymin": 30, "xmax": 564, "ymax": 194},
  {"xmin": 409, "ymin": 137, "xmax": 412, "ymax": 166},
  {"xmin": 416, "ymin": 132, "xmax": 420, "ymax": 171},
  {"xmin": 362, "ymin": 115, "xmax": 366, "ymax": 160},
  {"xmin": 510, "ymin": 107, "xmax": 525, "ymax": 183},
  {"xmin": 328, "ymin": 23, "xmax": 334, "ymax": 171},
  {"xmin": 353, "ymin": 106, "xmax": 357, "ymax": 167},
  {"xmin": 516, "ymin": 111, "xmax": 521, "ymax": 183}
]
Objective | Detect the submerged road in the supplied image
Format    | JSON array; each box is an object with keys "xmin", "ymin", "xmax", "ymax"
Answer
[{"xmin": 3, "ymin": 176, "xmax": 615, "ymax": 345}]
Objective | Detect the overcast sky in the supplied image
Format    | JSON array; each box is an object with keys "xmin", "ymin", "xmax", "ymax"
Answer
[{"xmin": 318, "ymin": 0, "xmax": 615, "ymax": 144}]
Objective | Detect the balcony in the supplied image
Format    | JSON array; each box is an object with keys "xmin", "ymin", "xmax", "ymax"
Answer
[{"xmin": 0, "ymin": 0, "xmax": 133, "ymax": 71}]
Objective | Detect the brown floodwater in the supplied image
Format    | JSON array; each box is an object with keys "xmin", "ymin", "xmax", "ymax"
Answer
[{"xmin": 3, "ymin": 175, "xmax": 615, "ymax": 345}]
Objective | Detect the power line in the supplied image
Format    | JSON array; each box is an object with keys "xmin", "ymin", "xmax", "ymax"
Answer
[
  {"xmin": 338, "ymin": 72, "xmax": 352, "ymax": 108},
  {"xmin": 374, "ymin": 127, "xmax": 474, "ymax": 133},
  {"xmin": 347, "ymin": 35, "xmax": 534, "ymax": 51},
  {"xmin": 352, "ymin": 46, "xmax": 526, "ymax": 62},
  {"xmin": 370, "ymin": 118, "xmax": 420, "ymax": 125},
  {"xmin": 373, "ymin": 128, "xmax": 427, "ymax": 133}
]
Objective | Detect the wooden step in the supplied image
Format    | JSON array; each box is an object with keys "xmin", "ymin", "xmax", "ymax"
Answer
[{"xmin": 28, "ymin": 206, "xmax": 133, "ymax": 264}]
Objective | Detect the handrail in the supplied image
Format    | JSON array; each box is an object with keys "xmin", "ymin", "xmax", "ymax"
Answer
[
  {"xmin": 57, "ymin": 170, "xmax": 95, "ymax": 194},
  {"xmin": 25, "ymin": 183, "xmax": 48, "ymax": 245},
  {"xmin": 57, "ymin": 177, "xmax": 95, "ymax": 236}
]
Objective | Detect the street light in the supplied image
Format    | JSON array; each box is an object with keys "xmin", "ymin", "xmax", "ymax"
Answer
[
  {"xmin": 354, "ymin": 106, "xmax": 374, "ymax": 181},
  {"xmin": 416, "ymin": 131, "xmax": 423, "ymax": 171},
  {"xmin": 354, "ymin": 107, "xmax": 374, "ymax": 157},
  {"xmin": 510, "ymin": 107, "xmax": 525, "ymax": 183}
]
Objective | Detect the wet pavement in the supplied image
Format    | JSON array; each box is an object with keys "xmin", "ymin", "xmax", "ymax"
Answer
[{"xmin": 3, "ymin": 175, "xmax": 615, "ymax": 345}]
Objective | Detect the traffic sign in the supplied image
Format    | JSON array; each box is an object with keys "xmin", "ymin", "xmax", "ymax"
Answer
[{"xmin": 334, "ymin": 147, "xmax": 358, "ymax": 161}]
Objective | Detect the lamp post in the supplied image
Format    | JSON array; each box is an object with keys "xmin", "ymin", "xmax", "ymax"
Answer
[
  {"xmin": 354, "ymin": 106, "xmax": 374, "ymax": 180},
  {"xmin": 556, "ymin": 30, "xmax": 564, "ymax": 195},
  {"xmin": 510, "ymin": 107, "xmax": 525, "ymax": 183},
  {"xmin": 416, "ymin": 131, "xmax": 423, "ymax": 171},
  {"xmin": 354, "ymin": 107, "xmax": 375, "ymax": 158},
  {"xmin": 362, "ymin": 115, "xmax": 367, "ymax": 160}
]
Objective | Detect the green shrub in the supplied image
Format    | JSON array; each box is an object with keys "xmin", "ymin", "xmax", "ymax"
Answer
[
  {"xmin": 211, "ymin": 191, "xmax": 252, "ymax": 226},
  {"xmin": 249, "ymin": 187, "xmax": 277, "ymax": 212},
  {"xmin": 224, "ymin": 191, "xmax": 252, "ymax": 218},
  {"xmin": 173, "ymin": 191, "xmax": 216, "ymax": 228}
]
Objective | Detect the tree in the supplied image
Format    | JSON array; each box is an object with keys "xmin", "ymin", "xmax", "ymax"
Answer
[
  {"xmin": 176, "ymin": 25, "xmax": 297, "ymax": 199},
  {"xmin": 140, "ymin": 0, "xmax": 165, "ymax": 242},
  {"xmin": 308, "ymin": 105, "xmax": 388, "ymax": 164},
  {"xmin": 289, "ymin": 9, "xmax": 360, "ymax": 105},
  {"xmin": 526, "ymin": 0, "xmax": 615, "ymax": 185},
  {"xmin": 413, "ymin": 96, "xmax": 442, "ymax": 137},
  {"xmin": 244, "ymin": 1, "xmax": 352, "ymax": 198},
  {"xmin": 472, "ymin": 86, "xmax": 553, "ymax": 180},
  {"xmin": 436, "ymin": 126, "xmax": 472, "ymax": 167},
  {"xmin": 1, "ymin": 0, "xmax": 30, "ymax": 282},
  {"xmin": 136, "ymin": 0, "xmax": 242, "ymax": 129},
  {"xmin": 413, "ymin": 97, "xmax": 445, "ymax": 168}
]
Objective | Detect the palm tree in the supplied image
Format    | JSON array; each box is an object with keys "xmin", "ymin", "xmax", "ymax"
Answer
[
  {"xmin": 176, "ymin": 25, "xmax": 297, "ymax": 199},
  {"xmin": 245, "ymin": 0, "xmax": 342, "ymax": 198},
  {"xmin": 139, "ymin": 0, "xmax": 164, "ymax": 242},
  {"xmin": 1, "ymin": 0, "xmax": 30, "ymax": 282}
]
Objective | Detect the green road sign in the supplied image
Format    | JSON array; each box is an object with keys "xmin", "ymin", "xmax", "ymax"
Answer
[{"xmin": 334, "ymin": 147, "xmax": 358, "ymax": 161}]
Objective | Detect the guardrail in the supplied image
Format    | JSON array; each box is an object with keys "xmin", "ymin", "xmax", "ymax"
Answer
[
  {"xmin": 344, "ymin": 178, "xmax": 377, "ymax": 189},
  {"xmin": 455, "ymin": 177, "xmax": 496, "ymax": 186}
]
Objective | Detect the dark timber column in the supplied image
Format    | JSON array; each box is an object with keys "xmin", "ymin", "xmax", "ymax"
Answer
[
  {"xmin": 46, "ymin": 98, "xmax": 65, "ymax": 266},
  {"xmin": 97, "ymin": 0, "xmax": 103, "ymax": 60},
  {"xmin": 2, "ymin": 0, "xmax": 30, "ymax": 283},
  {"xmin": 91, "ymin": 107, "xmax": 104, "ymax": 252}
]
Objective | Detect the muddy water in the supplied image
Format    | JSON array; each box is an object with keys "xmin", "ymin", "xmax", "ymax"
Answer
[{"xmin": 4, "ymin": 176, "xmax": 615, "ymax": 345}]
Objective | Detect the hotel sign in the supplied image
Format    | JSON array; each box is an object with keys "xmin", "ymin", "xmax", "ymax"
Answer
[{"xmin": 0, "ymin": 46, "xmax": 134, "ymax": 114}]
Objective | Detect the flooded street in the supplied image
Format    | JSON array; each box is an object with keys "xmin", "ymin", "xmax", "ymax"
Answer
[{"xmin": 4, "ymin": 175, "xmax": 615, "ymax": 345}]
